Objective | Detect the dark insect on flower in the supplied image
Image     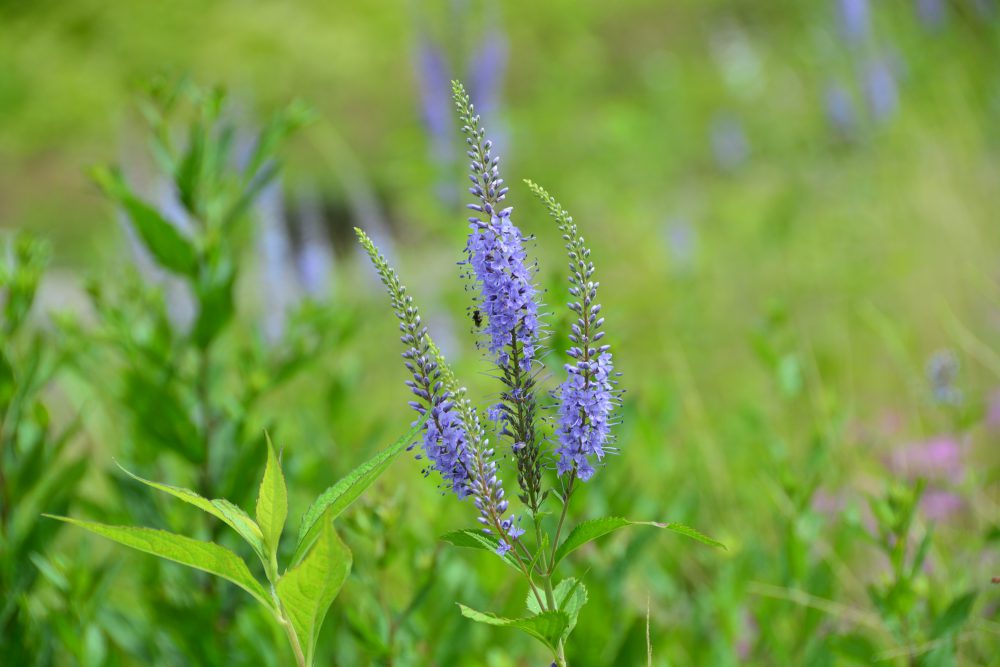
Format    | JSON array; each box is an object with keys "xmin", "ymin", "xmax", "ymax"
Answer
[{"xmin": 471, "ymin": 308, "xmax": 484, "ymax": 329}]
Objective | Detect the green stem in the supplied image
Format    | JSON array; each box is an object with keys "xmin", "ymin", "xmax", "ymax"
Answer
[
  {"xmin": 548, "ymin": 474, "xmax": 576, "ymax": 574},
  {"xmin": 541, "ymin": 555, "xmax": 569, "ymax": 666},
  {"xmin": 271, "ymin": 584, "xmax": 308, "ymax": 667}
]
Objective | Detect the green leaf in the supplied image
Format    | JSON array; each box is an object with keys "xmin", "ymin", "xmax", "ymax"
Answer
[
  {"xmin": 92, "ymin": 167, "xmax": 198, "ymax": 276},
  {"xmin": 291, "ymin": 417, "xmax": 425, "ymax": 566},
  {"xmin": 931, "ymin": 592, "xmax": 976, "ymax": 639},
  {"xmin": 192, "ymin": 255, "xmax": 236, "ymax": 348},
  {"xmin": 440, "ymin": 529, "xmax": 519, "ymax": 570},
  {"xmin": 526, "ymin": 579, "xmax": 588, "ymax": 641},
  {"xmin": 44, "ymin": 515, "xmax": 272, "ymax": 609},
  {"xmin": 458, "ymin": 604, "xmax": 569, "ymax": 654},
  {"xmin": 116, "ymin": 464, "xmax": 267, "ymax": 565},
  {"xmin": 829, "ymin": 633, "xmax": 877, "ymax": 664},
  {"xmin": 256, "ymin": 433, "xmax": 288, "ymax": 566},
  {"xmin": 552, "ymin": 517, "xmax": 724, "ymax": 568},
  {"xmin": 662, "ymin": 523, "xmax": 727, "ymax": 549},
  {"xmin": 277, "ymin": 520, "xmax": 352, "ymax": 665}
]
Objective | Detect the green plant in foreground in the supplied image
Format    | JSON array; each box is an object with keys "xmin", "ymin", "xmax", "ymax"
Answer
[
  {"xmin": 46, "ymin": 419, "xmax": 423, "ymax": 667},
  {"xmin": 55, "ymin": 79, "xmax": 347, "ymax": 662}
]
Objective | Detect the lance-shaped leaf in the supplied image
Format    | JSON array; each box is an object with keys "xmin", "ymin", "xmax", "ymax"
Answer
[
  {"xmin": 931, "ymin": 592, "xmax": 977, "ymax": 639},
  {"xmin": 458, "ymin": 605, "xmax": 569, "ymax": 654},
  {"xmin": 92, "ymin": 166, "xmax": 198, "ymax": 276},
  {"xmin": 277, "ymin": 519, "xmax": 352, "ymax": 665},
  {"xmin": 526, "ymin": 578, "xmax": 588, "ymax": 641},
  {"xmin": 256, "ymin": 433, "xmax": 287, "ymax": 565},
  {"xmin": 116, "ymin": 464, "xmax": 267, "ymax": 565},
  {"xmin": 440, "ymin": 529, "xmax": 519, "ymax": 571},
  {"xmin": 552, "ymin": 517, "xmax": 724, "ymax": 569},
  {"xmin": 44, "ymin": 516, "xmax": 272, "ymax": 609},
  {"xmin": 290, "ymin": 417, "xmax": 424, "ymax": 566}
]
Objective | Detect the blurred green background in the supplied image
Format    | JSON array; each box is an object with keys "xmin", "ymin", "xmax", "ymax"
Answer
[{"xmin": 2, "ymin": 0, "xmax": 1000, "ymax": 664}]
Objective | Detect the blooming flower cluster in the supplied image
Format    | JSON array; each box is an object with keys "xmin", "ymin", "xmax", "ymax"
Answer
[
  {"xmin": 355, "ymin": 229, "xmax": 472, "ymax": 498},
  {"xmin": 453, "ymin": 81, "xmax": 545, "ymax": 512},
  {"xmin": 356, "ymin": 228, "xmax": 521, "ymax": 553},
  {"xmin": 359, "ymin": 83, "xmax": 621, "ymax": 561},
  {"xmin": 527, "ymin": 181, "xmax": 619, "ymax": 481},
  {"xmin": 454, "ymin": 84, "xmax": 539, "ymax": 371},
  {"xmin": 465, "ymin": 212, "xmax": 540, "ymax": 370}
]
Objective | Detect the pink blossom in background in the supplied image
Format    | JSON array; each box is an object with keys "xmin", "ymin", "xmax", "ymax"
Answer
[
  {"xmin": 987, "ymin": 390, "xmax": 1000, "ymax": 429},
  {"xmin": 737, "ymin": 610, "xmax": 759, "ymax": 661},
  {"xmin": 920, "ymin": 489, "xmax": 964, "ymax": 521},
  {"xmin": 811, "ymin": 488, "xmax": 847, "ymax": 515},
  {"xmin": 888, "ymin": 436, "xmax": 964, "ymax": 484}
]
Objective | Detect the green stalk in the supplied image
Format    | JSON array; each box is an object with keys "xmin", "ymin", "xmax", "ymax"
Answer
[
  {"xmin": 270, "ymin": 582, "xmax": 308, "ymax": 667},
  {"xmin": 543, "ymin": 575, "xmax": 567, "ymax": 667}
]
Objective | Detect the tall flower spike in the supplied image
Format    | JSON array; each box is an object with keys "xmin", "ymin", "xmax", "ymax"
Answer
[
  {"xmin": 358, "ymin": 228, "xmax": 522, "ymax": 554},
  {"xmin": 526, "ymin": 181, "xmax": 619, "ymax": 482},
  {"xmin": 355, "ymin": 228, "xmax": 472, "ymax": 498},
  {"xmin": 452, "ymin": 80, "xmax": 539, "ymax": 367},
  {"xmin": 428, "ymin": 338, "xmax": 523, "ymax": 554},
  {"xmin": 452, "ymin": 80, "xmax": 544, "ymax": 512}
]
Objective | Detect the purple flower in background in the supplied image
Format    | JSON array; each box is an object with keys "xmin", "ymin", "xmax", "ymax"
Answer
[
  {"xmin": 710, "ymin": 113, "xmax": 749, "ymax": 171},
  {"xmin": 256, "ymin": 179, "xmax": 300, "ymax": 344},
  {"xmin": 416, "ymin": 37, "xmax": 458, "ymax": 205},
  {"xmin": 916, "ymin": 0, "xmax": 947, "ymax": 30},
  {"xmin": 293, "ymin": 189, "xmax": 335, "ymax": 299},
  {"xmin": 526, "ymin": 181, "xmax": 620, "ymax": 482},
  {"xmin": 927, "ymin": 349, "xmax": 962, "ymax": 406},
  {"xmin": 468, "ymin": 29, "xmax": 509, "ymax": 157},
  {"xmin": 836, "ymin": 0, "xmax": 870, "ymax": 42},
  {"xmin": 664, "ymin": 217, "xmax": 698, "ymax": 273},
  {"xmin": 468, "ymin": 31, "xmax": 507, "ymax": 120},
  {"xmin": 824, "ymin": 82, "xmax": 858, "ymax": 138},
  {"xmin": 863, "ymin": 57, "xmax": 899, "ymax": 122},
  {"xmin": 417, "ymin": 39, "xmax": 453, "ymax": 147}
]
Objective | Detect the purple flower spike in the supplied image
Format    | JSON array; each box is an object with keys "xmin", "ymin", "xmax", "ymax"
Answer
[
  {"xmin": 556, "ymin": 352, "xmax": 616, "ymax": 481},
  {"xmin": 452, "ymin": 83, "xmax": 539, "ymax": 371},
  {"xmin": 465, "ymin": 211, "xmax": 540, "ymax": 370},
  {"xmin": 527, "ymin": 181, "xmax": 621, "ymax": 481},
  {"xmin": 357, "ymin": 226, "xmax": 521, "ymax": 556},
  {"xmin": 356, "ymin": 228, "xmax": 473, "ymax": 498},
  {"xmin": 453, "ymin": 80, "xmax": 544, "ymax": 512}
]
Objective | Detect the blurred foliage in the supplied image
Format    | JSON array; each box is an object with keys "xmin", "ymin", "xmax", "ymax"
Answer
[{"xmin": 1, "ymin": 0, "xmax": 1000, "ymax": 665}]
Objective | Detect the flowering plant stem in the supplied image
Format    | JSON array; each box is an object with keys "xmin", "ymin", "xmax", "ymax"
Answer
[{"xmin": 271, "ymin": 581, "xmax": 308, "ymax": 667}]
